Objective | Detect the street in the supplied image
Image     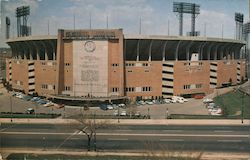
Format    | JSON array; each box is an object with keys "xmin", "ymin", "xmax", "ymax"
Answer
[{"xmin": 1, "ymin": 123, "xmax": 249, "ymax": 153}]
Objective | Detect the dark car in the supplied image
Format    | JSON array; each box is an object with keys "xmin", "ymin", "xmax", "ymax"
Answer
[{"xmin": 99, "ymin": 104, "xmax": 108, "ymax": 110}]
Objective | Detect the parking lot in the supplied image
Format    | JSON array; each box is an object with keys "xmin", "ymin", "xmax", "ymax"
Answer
[{"xmin": 0, "ymin": 86, "xmax": 209, "ymax": 119}]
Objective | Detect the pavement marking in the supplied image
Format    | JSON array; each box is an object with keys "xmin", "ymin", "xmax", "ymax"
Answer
[
  {"xmin": 163, "ymin": 130, "xmax": 183, "ymax": 132},
  {"xmin": 217, "ymin": 140, "xmax": 243, "ymax": 143},
  {"xmin": 56, "ymin": 130, "xmax": 79, "ymax": 150},
  {"xmin": 160, "ymin": 139, "xmax": 184, "ymax": 142},
  {"xmin": 0, "ymin": 124, "xmax": 17, "ymax": 132},
  {"xmin": 107, "ymin": 138, "xmax": 128, "ymax": 141},
  {"xmin": 2, "ymin": 131, "xmax": 249, "ymax": 138},
  {"xmin": 214, "ymin": 130, "xmax": 233, "ymax": 133}
]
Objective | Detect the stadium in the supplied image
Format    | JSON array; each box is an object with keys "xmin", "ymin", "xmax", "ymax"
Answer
[{"xmin": 5, "ymin": 28, "xmax": 246, "ymax": 102}]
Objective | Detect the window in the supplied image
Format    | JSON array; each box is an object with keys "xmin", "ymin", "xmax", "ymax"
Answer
[
  {"xmin": 65, "ymin": 86, "xmax": 71, "ymax": 91},
  {"xmin": 183, "ymin": 85, "xmax": 190, "ymax": 89},
  {"xmin": 196, "ymin": 84, "xmax": 202, "ymax": 88},
  {"xmin": 142, "ymin": 63, "xmax": 148, "ymax": 66},
  {"xmin": 41, "ymin": 62, "xmax": 46, "ymax": 65},
  {"xmin": 112, "ymin": 87, "xmax": 119, "ymax": 92},
  {"xmin": 125, "ymin": 87, "xmax": 135, "ymax": 92},
  {"xmin": 42, "ymin": 84, "xmax": 48, "ymax": 89},
  {"xmin": 126, "ymin": 63, "xmax": 135, "ymax": 67},
  {"xmin": 128, "ymin": 70, "xmax": 132, "ymax": 72},
  {"xmin": 112, "ymin": 64, "xmax": 119, "ymax": 67},
  {"xmin": 65, "ymin": 63, "xmax": 70, "ymax": 66},
  {"xmin": 142, "ymin": 86, "xmax": 152, "ymax": 92}
]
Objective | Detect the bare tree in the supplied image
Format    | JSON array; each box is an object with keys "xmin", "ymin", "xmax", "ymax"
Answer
[{"xmin": 76, "ymin": 112, "xmax": 110, "ymax": 151}]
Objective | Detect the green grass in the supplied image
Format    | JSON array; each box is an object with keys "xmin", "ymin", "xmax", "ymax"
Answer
[{"xmin": 213, "ymin": 90, "xmax": 250, "ymax": 118}]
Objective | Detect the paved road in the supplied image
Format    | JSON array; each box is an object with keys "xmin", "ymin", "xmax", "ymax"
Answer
[{"xmin": 1, "ymin": 123, "xmax": 249, "ymax": 153}]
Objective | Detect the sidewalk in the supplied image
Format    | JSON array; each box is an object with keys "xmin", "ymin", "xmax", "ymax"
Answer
[
  {"xmin": 1, "ymin": 118, "xmax": 250, "ymax": 126},
  {"xmin": 1, "ymin": 148, "xmax": 250, "ymax": 160}
]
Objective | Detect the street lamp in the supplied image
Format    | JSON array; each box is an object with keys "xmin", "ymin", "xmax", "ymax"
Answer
[
  {"xmin": 118, "ymin": 106, "xmax": 120, "ymax": 123},
  {"xmin": 93, "ymin": 110, "xmax": 97, "ymax": 151},
  {"xmin": 241, "ymin": 93, "xmax": 244, "ymax": 124},
  {"xmin": 10, "ymin": 96, "xmax": 13, "ymax": 122},
  {"xmin": 166, "ymin": 108, "xmax": 169, "ymax": 119},
  {"xmin": 43, "ymin": 137, "xmax": 46, "ymax": 150}
]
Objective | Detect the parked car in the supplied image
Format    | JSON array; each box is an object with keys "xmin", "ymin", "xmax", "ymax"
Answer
[
  {"xmin": 26, "ymin": 108, "xmax": 35, "ymax": 114},
  {"xmin": 37, "ymin": 99, "xmax": 49, "ymax": 105},
  {"xmin": 120, "ymin": 111, "xmax": 127, "ymax": 116},
  {"xmin": 203, "ymin": 98, "xmax": 213, "ymax": 103},
  {"xmin": 23, "ymin": 95, "xmax": 32, "ymax": 101},
  {"xmin": 99, "ymin": 104, "xmax": 108, "ymax": 110},
  {"xmin": 118, "ymin": 104, "xmax": 126, "ymax": 108},
  {"xmin": 107, "ymin": 105, "xmax": 114, "ymax": 110},
  {"xmin": 163, "ymin": 99, "xmax": 171, "ymax": 104},
  {"xmin": 134, "ymin": 111, "xmax": 141, "ymax": 117},
  {"xmin": 113, "ymin": 110, "xmax": 119, "ymax": 116},
  {"xmin": 43, "ymin": 101, "xmax": 54, "ymax": 107},
  {"xmin": 30, "ymin": 97, "xmax": 40, "ymax": 102},
  {"xmin": 146, "ymin": 101, "xmax": 154, "ymax": 105}
]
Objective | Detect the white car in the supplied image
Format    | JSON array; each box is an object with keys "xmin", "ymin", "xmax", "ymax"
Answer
[
  {"xmin": 120, "ymin": 111, "xmax": 127, "ymax": 116},
  {"xmin": 107, "ymin": 105, "xmax": 114, "ymax": 110},
  {"xmin": 113, "ymin": 110, "xmax": 119, "ymax": 116},
  {"xmin": 118, "ymin": 103, "xmax": 126, "ymax": 108},
  {"xmin": 43, "ymin": 102, "xmax": 54, "ymax": 107},
  {"xmin": 177, "ymin": 99, "xmax": 184, "ymax": 103},
  {"xmin": 203, "ymin": 98, "xmax": 213, "ymax": 103},
  {"xmin": 146, "ymin": 101, "xmax": 154, "ymax": 105},
  {"xmin": 163, "ymin": 99, "xmax": 170, "ymax": 104}
]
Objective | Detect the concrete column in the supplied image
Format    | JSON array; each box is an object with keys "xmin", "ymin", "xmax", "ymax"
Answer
[
  {"xmin": 214, "ymin": 44, "xmax": 219, "ymax": 60},
  {"xmin": 175, "ymin": 41, "xmax": 181, "ymax": 61},
  {"xmin": 186, "ymin": 41, "xmax": 193, "ymax": 61},
  {"xmin": 162, "ymin": 41, "xmax": 168, "ymax": 61},
  {"xmin": 32, "ymin": 42, "xmax": 40, "ymax": 60},
  {"xmin": 148, "ymin": 40, "xmax": 153, "ymax": 61},
  {"xmin": 136, "ymin": 40, "xmax": 140, "ymax": 61},
  {"xmin": 207, "ymin": 43, "xmax": 213, "ymax": 60},
  {"xmin": 220, "ymin": 45, "xmax": 225, "ymax": 60},
  {"xmin": 41, "ymin": 41, "xmax": 48, "ymax": 60},
  {"xmin": 49, "ymin": 40, "xmax": 56, "ymax": 60},
  {"xmin": 199, "ymin": 42, "xmax": 207, "ymax": 60}
]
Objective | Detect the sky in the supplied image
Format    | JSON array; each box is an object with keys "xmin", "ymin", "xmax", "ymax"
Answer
[{"xmin": 0, "ymin": 0, "xmax": 249, "ymax": 47}]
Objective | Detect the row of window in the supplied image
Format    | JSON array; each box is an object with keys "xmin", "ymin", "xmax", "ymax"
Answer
[
  {"xmin": 184, "ymin": 62, "xmax": 203, "ymax": 66},
  {"xmin": 125, "ymin": 63, "xmax": 149, "ymax": 67},
  {"xmin": 142, "ymin": 86, "xmax": 152, "ymax": 92},
  {"xmin": 183, "ymin": 84, "xmax": 202, "ymax": 90},
  {"xmin": 112, "ymin": 64, "xmax": 119, "ymax": 67}
]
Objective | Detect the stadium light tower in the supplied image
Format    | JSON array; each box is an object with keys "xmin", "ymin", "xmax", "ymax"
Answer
[
  {"xmin": 173, "ymin": 2, "xmax": 200, "ymax": 36},
  {"xmin": 235, "ymin": 13, "xmax": 244, "ymax": 40},
  {"xmin": 16, "ymin": 6, "xmax": 30, "ymax": 37}
]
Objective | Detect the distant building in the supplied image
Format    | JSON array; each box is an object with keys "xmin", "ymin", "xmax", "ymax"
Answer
[{"xmin": 5, "ymin": 29, "xmax": 246, "ymax": 102}]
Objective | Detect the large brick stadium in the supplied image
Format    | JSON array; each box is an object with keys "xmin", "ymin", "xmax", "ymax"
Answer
[{"xmin": 5, "ymin": 29, "xmax": 247, "ymax": 101}]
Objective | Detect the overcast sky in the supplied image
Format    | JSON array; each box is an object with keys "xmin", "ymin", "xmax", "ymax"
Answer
[{"xmin": 1, "ymin": 0, "xmax": 249, "ymax": 40}]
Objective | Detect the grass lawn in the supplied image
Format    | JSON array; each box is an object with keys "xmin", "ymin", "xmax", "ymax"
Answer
[{"xmin": 213, "ymin": 90, "xmax": 250, "ymax": 118}]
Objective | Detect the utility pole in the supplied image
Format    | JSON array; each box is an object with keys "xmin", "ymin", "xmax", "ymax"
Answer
[
  {"xmin": 73, "ymin": 13, "xmax": 75, "ymax": 30},
  {"xmin": 167, "ymin": 20, "xmax": 170, "ymax": 36},
  {"xmin": 139, "ymin": 17, "xmax": 141, "ymax": 35},
  {"xmin": 10, "ymin": 96, "xmax": 12, "ymax": 122},
  {"xmin": 89, "ymin": 12, "xmax": 92, "ymax": 29},
  {"xmin": 94, "ymin": 110, "xmax": 96, "ymax": 151},
  {"xmin": 106, "ymin": 15, "xmax": 108, "ymax": 29},
  {"xmin": 241, "ymin": 93, "xmax": 244, "ymax": 124}
]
